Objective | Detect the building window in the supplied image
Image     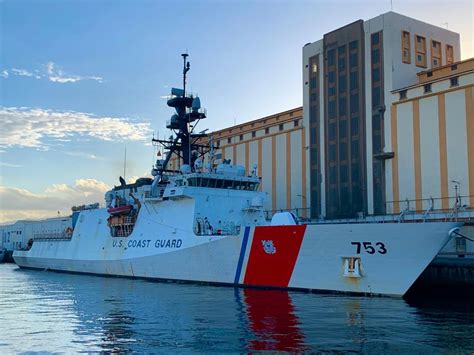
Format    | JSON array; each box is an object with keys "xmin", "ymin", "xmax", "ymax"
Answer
[
  {"xmin": 372, "ymin": 89, "xmax": 381, "ymax": 107},
  {"xmin": 450, "ymin": 76, "xmax": 459, "ymax": 87},
  {"xmin": 265, "ymin": 127, "xmax": 269, "ymax": 135},
  {"xmin": 401, "ymin": 31, "xmax": 411, "ymax": 64},
  {"xmin": 371, "ymin": 48, "xmax": 380, "ymax": 64},
  {"xmin": 338, "ymin": 75, "xmax": 347, "ymax": 93},
  {"xmin": 351, "ymin": 116, "xmax": 359, "ymax": 136},
  {"xmin": 349, "ymin": 53, "xmax": 358, "ymax": 67},
  {"xmin": 431, "ymin": 40, "xmax": 441, "ymax": 68},
  {"xmin": 329, "ymin": 122, "xmax": 336, "ymax": 140},
  {"xmin": 372, "ymin": 68, "xmax": 380, "ymax": 82},
  {"xmin": 227, "ymin": 137, "xmax": 232, "ymax": 144},
  {"xmin": 350, "ymin": 72, "xmax": 358, "ymax": 90},
  {"xmin": 338, "ymin": 57, "xmax": 346, "ymax": 72},
  {"xmin": 279, "ymin": 124, "xmax": 284, "ymax": 131},
  {"xmin": 328, "ymin": 100, "xmax": 337, "ymax": 119},
  {"xmin": 252, "ymin": 131, "xmax": 256, "ymax": 138},
  {"xmin": 328, "ymin": 49, "xmax": 336, "ymax": 66},
  {"xmin": 415, "ymin": 35, "xmax": 427, "ymax": 68},
  {"xmin": 446, "ymin": 44, "xmax": 454, "ymax": 64},
  {"xmin": 399, "ymin": 90, "xmax": 407, "ymax": 100},
  {"xmin": 451, "ymin": 64, "xmax": 458, "ymax": 70},
  {"xmin": 372, "ymin": 32, "xmax": 380, "ymax": 45},
  {"xmin": 349, "ymin": 40, "xmax": 358, "ymax": 50},
  {"xmin": 350, "ymin": 94, "xmax": 359, "ymax": 113},
  {"xmin": 423, "ymin": 83, "xmax": 432, "ymax": 93},
  {"xmin": 427, "ymin": 71, "xmax": 433, "ymax": 77},
  {"xmin": 339, "ymin": 97, "xmax": 347, "ymax": 116},
  {"xmin": 339, "ymin": 120, "xmax": 347, "ymax": 139},
  {"xmin": 239, "ymin": 134, "xmax": 243, "ymax": 141},
  {"xmin": 216, "ymin": 140, "xmax": 220, "ymax": 148},
  {"xmin": 294, "ymin": 120, "xmax": 299, "ymax": 127},
  {"xmin": 312, "ymin": 63, "xmax": 318, "ymax": 73}
]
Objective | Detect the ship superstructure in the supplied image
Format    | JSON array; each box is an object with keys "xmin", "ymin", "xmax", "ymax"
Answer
[{"xmin": 13, "ymin": 55, "xmax": 463, "ymax": 297}]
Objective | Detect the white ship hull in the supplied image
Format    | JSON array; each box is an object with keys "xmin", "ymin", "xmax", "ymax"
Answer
[{"xmin": 13, "ymin": 208, "xmax": 461, "ymax": 297}]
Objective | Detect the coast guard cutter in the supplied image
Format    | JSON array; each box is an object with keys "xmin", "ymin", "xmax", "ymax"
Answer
[{"xmin": 14, "ymin": 55, "xmax": 463, "ymax": 297}]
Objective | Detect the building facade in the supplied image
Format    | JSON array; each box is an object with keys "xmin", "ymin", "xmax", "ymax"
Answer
[
  {"xmin": 390, "ymin": 58, "xmax": 474, "ymax": 213},
  {"xmin": 302, "ymin": 11, "xmax": 461, "ymax": 219}
]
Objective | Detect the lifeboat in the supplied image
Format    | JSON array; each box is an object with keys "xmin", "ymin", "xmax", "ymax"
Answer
[{"xmin": 107, "ymin": 204, "xmax": 133, "ymax": 216}]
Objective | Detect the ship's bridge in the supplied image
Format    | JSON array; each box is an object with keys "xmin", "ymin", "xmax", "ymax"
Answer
[{"xmin": 182, "ymin": 173, "xmax": 259, "ymax": 191}]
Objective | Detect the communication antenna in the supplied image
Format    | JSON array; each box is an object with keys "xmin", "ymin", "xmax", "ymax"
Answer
[
  {"xmin": 123, "ymin": 146, "xmax": 127, "ymax": 183},
  {"xmin": 123, "ymin": 146, "xmax": 127, "ymax": 199},
  {"xmin": 182, "ymin": 52, "xmax": 191, "ymax": 168}
]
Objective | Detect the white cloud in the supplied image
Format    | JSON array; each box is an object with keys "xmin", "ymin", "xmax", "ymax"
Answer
[
  {"xmin": 0, "ymin": 162, "xmax": 22, "ymax": 168},
  {"xmin": 2, "ymin": 62, "xmax": 103, "ymax": 83},
  {"xmin": 0, "ymin": 179, "xmax": 110, "ymax": 223},
  {"xmin": 11, "ymin": 68, "xmax": 35, "ymax": 77},
  {"xmin": 61, "ymin": 151, "xmax": 103, "ymax": 160},
  {"xmin": 0, "ymin": 106, "xmax": 152, "ymax": 149},
  {"xmin": 45, "ymin": 61, "xmax": 103, "ymax": 83}
]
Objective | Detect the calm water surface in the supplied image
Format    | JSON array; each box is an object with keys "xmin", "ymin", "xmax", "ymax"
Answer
[{"xmin": 0, "ymin": 263, "xmax": 473, "ymax": 353}]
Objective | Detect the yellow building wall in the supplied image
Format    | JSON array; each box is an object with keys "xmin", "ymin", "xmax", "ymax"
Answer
[{"xmin": 390, "ymin": 74, "xmax": 474, "ymax": 213}]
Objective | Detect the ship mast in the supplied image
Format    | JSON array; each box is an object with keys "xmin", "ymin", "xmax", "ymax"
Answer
[{"xmin": 152, "ymin": 54, "xmax": 212, "ymax": 175}]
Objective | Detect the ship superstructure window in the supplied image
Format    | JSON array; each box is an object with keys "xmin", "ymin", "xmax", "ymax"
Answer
[
  {"xmin": 431, "ymin": 40, "xmax": 441, "ymax": 68},
  {"xmin": 446, "ymin": 44, "xmax": 454, "ymax": 64},
  {"xmin": 450, "ymin": 76, "xmax": 459, "ymax": 87},
  {"xmin": 186, "ymin": 177, "xmax": 259, "ymax": 191},
  {"xmin": 401, "ymin": 31, "xmax": 411, "ymax": 64},
  {"xmin": 415, "ymin": 35, "xmax": 427, "ymax": 68}
]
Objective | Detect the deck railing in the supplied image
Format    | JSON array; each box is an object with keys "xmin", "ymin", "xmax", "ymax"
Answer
[{"xmin": 264, "ymin": 195, "xmax": 474, "ymax": 225}]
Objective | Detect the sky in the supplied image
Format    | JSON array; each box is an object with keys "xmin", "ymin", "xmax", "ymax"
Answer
[{"xmin": 0, "ymin": 0, "xmax": 473, "ymax": 223}]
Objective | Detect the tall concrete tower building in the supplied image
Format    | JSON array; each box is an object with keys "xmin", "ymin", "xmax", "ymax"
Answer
[{"xmin": 302, "ymin": 12, "xmax": 461, "ymax": 219}]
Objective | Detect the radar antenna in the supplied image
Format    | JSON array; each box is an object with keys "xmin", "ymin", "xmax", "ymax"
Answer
[{"xmin": 152, "ymin": 54, "xmax": 215, "ymax": 175}]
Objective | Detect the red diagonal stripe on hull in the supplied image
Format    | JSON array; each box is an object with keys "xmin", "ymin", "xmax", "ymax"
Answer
[{"xmin": 243, "ymin": 225, "xmax": 306, "ymax": 288}]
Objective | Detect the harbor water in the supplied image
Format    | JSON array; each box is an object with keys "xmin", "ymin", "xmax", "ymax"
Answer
[{"xmin": 0, "ymin": 263, "xmax": 473, "ymax": 353}]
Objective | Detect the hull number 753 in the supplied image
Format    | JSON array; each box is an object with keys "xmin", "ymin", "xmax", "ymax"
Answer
[{"xmin": 351, "ymin": 242, "xmax": 387, "ymax": 254}]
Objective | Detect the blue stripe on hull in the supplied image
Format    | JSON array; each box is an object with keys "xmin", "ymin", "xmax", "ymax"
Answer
[{"xmin": 234, "ymin": 226, "xmax": 250, "ymax": 284}]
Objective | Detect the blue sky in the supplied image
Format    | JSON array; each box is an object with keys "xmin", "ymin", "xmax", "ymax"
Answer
[{"xmin": 0, "ymin": 0, "xmax": 473, "ymax": 222}]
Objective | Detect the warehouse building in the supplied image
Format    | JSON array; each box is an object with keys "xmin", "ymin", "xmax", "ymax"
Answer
[{"xmin": 390, "ymin": 58, "xmax": 474, "ymax": 214}]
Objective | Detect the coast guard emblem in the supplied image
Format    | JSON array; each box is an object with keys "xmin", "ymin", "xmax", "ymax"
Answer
[{"xmin": 261, "ymin": 240, "xmax": 276, "ymax": 254}]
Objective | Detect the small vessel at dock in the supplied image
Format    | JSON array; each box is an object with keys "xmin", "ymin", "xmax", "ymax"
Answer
[{"xmin": 13, "ymin": 55, "xmax": 463, "ymax": 297}]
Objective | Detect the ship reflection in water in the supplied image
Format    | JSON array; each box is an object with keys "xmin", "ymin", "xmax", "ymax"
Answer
[
  {"xmin": 241, "ymin": 289, "xmax": 307, "ymax": 351},
  {"xmin": 1, "ymin": 264, "xmax": 473, "ymax": 353}
]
